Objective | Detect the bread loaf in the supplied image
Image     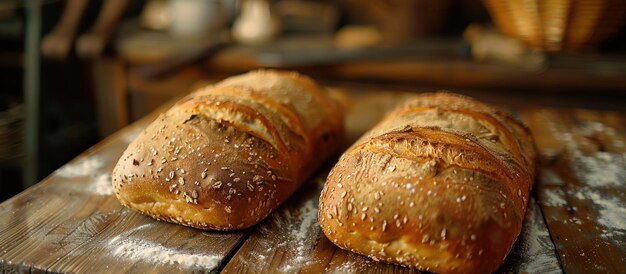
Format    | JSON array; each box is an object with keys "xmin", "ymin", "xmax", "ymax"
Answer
[
  {"xmin": 319, "ymin": 92, "xmax": 536, "ymax": 273},
  {"xmin": 112, "ymin": 70, "xmax": 343, "ymax": 230}
]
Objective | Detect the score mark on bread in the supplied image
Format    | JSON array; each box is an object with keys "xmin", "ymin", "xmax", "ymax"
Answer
[
  {"xmin": 319, "ymin": 92, "xmax": 536, "ymax": 274},
  {"xmin": 112, "ymin": 70, "xmax": 344, "ymax": 230}
]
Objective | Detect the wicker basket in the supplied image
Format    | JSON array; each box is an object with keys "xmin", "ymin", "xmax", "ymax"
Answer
[{"xmin": 483, "ymin": 0, "xmax": 626, "ymax": 51}]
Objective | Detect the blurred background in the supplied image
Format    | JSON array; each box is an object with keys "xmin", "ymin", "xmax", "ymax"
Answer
[{"xmin": 1, "ymin": 0, "xmax": 625, "ymax": 201}]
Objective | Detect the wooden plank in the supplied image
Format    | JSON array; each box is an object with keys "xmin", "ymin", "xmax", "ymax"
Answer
[
  {"xmin": 221, "ymin": 92, "xmax": 416, "ymax": 273},
  {"xmin": 220, "ymin": 170, "xmax": 418, "ymax": 274},
  {"xmin": 522, "ymin": 108, "xmax": 626, "ymax": 274},
  {"xmin": 206, "ymin": 44, "xmax": 626, "ymax": 93},
  {"xmin": 498, "ymin": 200, "xmax": 562, "ymax": 274},
  {"xmin": 0, "ymin": 102, "xmax": 249, "ymax": 273},
  {"xmin": 222, "ymin": 193, "xmax": 563, "ymax": 273},
  {"xmin": 221, "ymin": 180, "xmax": 562, "ymax": 274},
  {"xmin": 222, "ymin": 92, "xmax": 562, "ymax": 274}
]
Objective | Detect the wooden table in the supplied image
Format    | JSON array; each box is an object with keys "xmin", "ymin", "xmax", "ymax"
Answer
[{"xmin": 1, "ymin": 91, "xmax": 624, "ymax": 273}]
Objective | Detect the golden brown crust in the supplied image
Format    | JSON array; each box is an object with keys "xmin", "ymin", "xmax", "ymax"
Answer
[
  {"xmin": 319, "ymin": 92, "xmax": 536, "ymax": 273},
  {"xmin": 112, "ymin": 70, "xmax": 343, "ymax": 230}
]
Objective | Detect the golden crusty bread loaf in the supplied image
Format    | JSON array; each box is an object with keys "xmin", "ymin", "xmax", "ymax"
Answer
[
  {"xmin": 112, "ymin": 70, "xmax": 343, "ymax": 230},
  {"xmin": 319, "ymin": 92, "xmax": 536, "ymax": 273}
]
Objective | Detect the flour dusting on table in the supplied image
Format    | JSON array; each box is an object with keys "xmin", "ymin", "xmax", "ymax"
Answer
[
  {"xmin": 110, "ymin": 237, "xmax": 219, "ymax": 269},
  {"xmin": 293, "ymin": 199, "xmax": 318, "ymax": 242},
  {"xmin": 274, "ymin": 199, "xmax": 320, "ymax": 272},
  {"xmin": 540, "ymin": 169, "xmax": 564, "ymax": 186},
  {"xmin": 107, "ymin": 224, "xmax": 219, "ymax": 270},
  {"xmin": 571, "ymin": 151, "xmax": 626, "ymax": 188},
  {"xmin": 551, "ymin": 119, "xmax": 626, "ymax": 188},
  {"xmin": 56, "ymin": 156, "xmax": 105, "ymax": 177},
  {"xmin": 541, "ymin": 110, "xmax": 626, "ymax": 242},
  {"xmin": 571, "ymin": 189, "xmax": 626, "ymax": 239},
  {"xmin": 232, "ymin": 178, "xmax": 331, "ymax": 273},
  {"xmin": 88, "ymin": 173, "xmax": 114, "ymax": 196},
  {"xmin": 62, "ymin": 172, "xmax": 114, "ymax": 196},
  {"xmin": 326, "ymin": 252, "xmax": 375, "ymax": 274},
  {"xmin": 502, "ymin": 200, "xmax": 562, "ymax": 274},
  {"xmin": 328, "ymin": 261, "xmax": 358, "ymax": 274},
  {"xmin": 541, "ymin": 188, "xmax": 567, "ymax": 207}
]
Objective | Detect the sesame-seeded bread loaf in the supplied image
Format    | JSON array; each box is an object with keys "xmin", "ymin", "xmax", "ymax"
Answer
[
  {"xmin": 112, "ymin": 70, "xmax": 344, "ymax": 230},
  {"xmin": 319, "ymin": 92, "xmax": 536, "ymax": 273}
]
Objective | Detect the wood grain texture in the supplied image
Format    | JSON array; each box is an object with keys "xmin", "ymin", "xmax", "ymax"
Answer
[
  {"xmin": 498, "ymin": 200, "xmax": 562, "ymax": 274},
  {"xmin": 221, "ymin": 180, "xmax": 561, "ymax": 274},
  {"xmin": 522, "ymin": 108, "xmax": 626, "ymax": 274},
  {"xmin": 0, "ymin": 100, "xmax": 249, "ymax": 274},
  {"xmin": 220, "ymin": 170, "xmax": 422, "ymax": 274},
  {"xmin": 4, "ymin": 90, "xmax": 625, "ymax": 274},
  {"xmin": 221, "ymin": 92, "xmax": 562, "ymax": 274}
]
